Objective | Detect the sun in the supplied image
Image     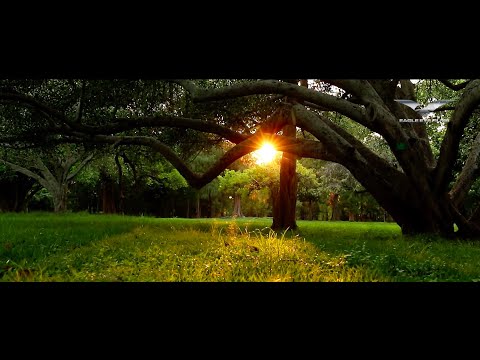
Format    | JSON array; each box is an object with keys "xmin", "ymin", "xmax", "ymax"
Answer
[{"xmin": 252, "ymin": 142, "xmax": 278, "ymax": 165}]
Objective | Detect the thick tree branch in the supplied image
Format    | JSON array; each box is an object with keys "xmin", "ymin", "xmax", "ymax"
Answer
[
  {"xmin": 53, "ymin": 106, "xmax": 290, "ymax": 151},
  {"xmin": 434, "ymin": 79, "xmax": 480, "ymax": 193},
  {"xmin": 326, "ymin": 79, "xmax": 414, "ymax": 135},
  {"xmin": 398, "ymin": 80, "xmax": 415, "ymax": 99},
  {"xmin": 66, "ymin": 152, "xmax": 95, "ymax": 181},
  {"xmin": 449, "ymin": 132, "xmax": 480, "ymax": 207},
  {"xmin": 468, "ymin": 203, "xmax": 480, "ymax": 224},
  {"xmin": 292, "ymin": 104, "xmax": 356, "ymax": 158},
  {"xmin": 303, "ymin": 101, "xmax": 329, "ymax": 111},
  {"xmin": 438, "ymin": 79, "xmax": 471, "ymax": 91},
  {"xmin": 33, "ymin": 157, "xmax": 59, "ymax": 187},
  {"xmin": 316, "ymin": 111, "xmax": 405, "ymax": 179},
  {"xmin": 0, "ymin": 159, "xmax": 50, "ymax": 189},
  {"xmin": 120, "ymin": 152, "xmax": 137, "ymax": 183},
  {"xmin": 450, "ymin": 205, "xmax": 480, "ymax": 238},
  {"xmin": 292, "ymin": 104, "xmax": 402, "ymax": 192},
  {"xmin": 69, "ymin": 130, "xmax": 333, "ymax": 189},
  {"xmin": 69, "ymin": 115, "xmax": 249, "ymax": 144},
  {"xmin": 322, "ymin": 80, "xmax": 433, "ymax": 177},
  {"xmin": 169, "ymin": 80, "xmax": 198, "ymax": 97},
  {"xmin": 393, "ymin": 80, "xmax": 435, "ymax": 168},
  {"xmin": 62, "ymin": 152, "xmax": 83, "ymax": 177},
  {"xmin": 80, "ymin": 134, "xmax": 202, "ymax": 186},
  {"xmin": 0, "ymin": 91, "xmax": 66, "ymax": 122},
  {"xmin": 292, "ymin": 104, "xmax": 417, "ymax": 224},
  {"xmin": 326, "ymin": 80, "xmax": 381, "ymax": 101},
  {"xmin": 175, "ymin": 79, "xmax": 367, "ymax": 126}
]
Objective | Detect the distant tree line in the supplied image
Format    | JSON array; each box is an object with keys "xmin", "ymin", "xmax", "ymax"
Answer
[{"xmin": 0, "ymin": 143, "xmax": 390, "ymax": 222}]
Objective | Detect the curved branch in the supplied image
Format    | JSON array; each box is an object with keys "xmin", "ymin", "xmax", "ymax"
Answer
[
  {"xmin": 120, "ymin": 152, "xmax": 137, "ymax": 183},
  {"xmin": 0, "ymin": 159, "xmax": 50, "ymax": 189},
  {"xmin": 449, "ymin": 132, "xmax": 480, "ymax": 207},
  {"xmin": 317, "ymin": 111, "xmax": 404, "ymax": 179},
  {"xmin": 60, "ymin": 105, "xmax": 290, "ymax": 149},
  {"xmin": 326, "ymin": 80, "xmax": 380, "ymax": 101},
  {"xmin": 175, "ymin": 79, "xmax": 367, "ymax": 125},
  {"xmin": 0, "ymin": 91, "xmax": 66, "ymax": 121},
  {"xmin": 70, "ymin": 115, "xmax": 249, "ymax": 144},
  {"xmin": 320, "ymin": 80, "xmax": 430, "ymax": 176},
  {"xmin": 325, "ymin": 79, "xmax": 413, "ymax": 135},
  {"xmin": 66, "ymin": 152, "xmax": 95, "ymax": 181},
  {"xmin": 292, "ymin": 104, "xmax": 404, "ymax": 197},
  {"xmin": 438, "ymin": 79, "xmax": 472, "ymax": 91},
  {"xmin": 398, "ymin": 80, "xmax": 415, "ymax": 100},
  {"xmin": 70, "ymin": 130, "xmax": 333, "ymax": 189},
  {"xmin": 293, "ymin": 104, "xmax": 356, "ymax": 159},
  {"xmin": 32, "ymin": 157, "xmax": 58, "ymax": 187},
  {"xmin": 169, "ymin": 80, "xmax": 198, "ymax": 96},
  {"xmin": 80, "ymin": 134, "xmax": 203, "ymax": 186},
  {"xmin": 434, "ymin": 79, "xmax": 480, "ymax": 193}
]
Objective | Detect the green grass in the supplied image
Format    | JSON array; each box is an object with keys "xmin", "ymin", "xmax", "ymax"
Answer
[{"xmin": 1, "ymin": 212, "xmax": 480, "ymax": 282}]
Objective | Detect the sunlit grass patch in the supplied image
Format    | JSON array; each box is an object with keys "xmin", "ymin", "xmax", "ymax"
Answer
[{"xmin": 2, "ymin": 213, "xmax": 480, "ymax": 282}]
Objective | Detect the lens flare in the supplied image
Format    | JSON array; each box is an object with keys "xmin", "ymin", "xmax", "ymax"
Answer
[{"xmin": 253, "ymin": 143, "xmax": 278, "ymax": 165}]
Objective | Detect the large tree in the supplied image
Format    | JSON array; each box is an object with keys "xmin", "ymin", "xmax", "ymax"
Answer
[
  {"xmin": 1, "ymin": 79, "xmax": 480, "ymax": 238},
  {"xmin": 0, "ymin": 145, "xmax": 95, "ymax": 212}
]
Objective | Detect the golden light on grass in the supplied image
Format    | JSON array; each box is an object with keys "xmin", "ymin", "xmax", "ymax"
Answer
[{"xmin": 252, "ymin": 142, "xmax": 279, "ymax": 165}]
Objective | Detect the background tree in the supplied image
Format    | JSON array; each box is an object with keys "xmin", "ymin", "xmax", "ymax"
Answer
[
  {"xmin": 296, "ymin": 160, "xmax": 324, "ymax": 221},
  {"xmin": 0, "ymin": 144, "xmax": 94, "ymax": 212},
  {"xmin": 71, "ymin": 146, "xmax": 190, "ymax": 216},
  {"xmin": 218, "ymin": 170, "xmax": 250, "ymax": 217}
]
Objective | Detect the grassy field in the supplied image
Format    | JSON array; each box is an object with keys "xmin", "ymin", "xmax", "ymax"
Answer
[{"xmin": 1, "ymin": 212, "xmax": 480, "ymax": 282}]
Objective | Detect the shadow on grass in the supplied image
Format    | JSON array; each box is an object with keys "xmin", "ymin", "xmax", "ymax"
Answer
[{"xmin": 295, "ymin": 220, "xmax": 480, "ymax": 282}]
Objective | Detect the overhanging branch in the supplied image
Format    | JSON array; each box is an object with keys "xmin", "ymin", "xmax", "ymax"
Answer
[
  {"xmin": 0, "ymin": 158, "xmax": 50, "ymax": 189},
  {"xmin": 66, "ymin": 151, "xmax": 95, "ymax": 181},
  {"xmin": 174, "ymin": 79, "xmax": 367, "ymax": 125},
  {"xmin": 449, "ymin": 132, "xmax": 480, "ymax": 207},
  {"xmin": 434, "ymin": 79, "xmax": 480, "ymax": 193},
  {"xmin": 438, "ymin": 79, "xmax": 472, "ymax": 91},
  {"xmin": 66, "ymin": 115, "xmax": 249, "ymax": 144},
  {"xmin": 0, "ymin": 91, "xmax": 67, "ymax": 122},
  {"xmin": 70, "ymin": 129, "xmax": 334, "ymax": 189}
]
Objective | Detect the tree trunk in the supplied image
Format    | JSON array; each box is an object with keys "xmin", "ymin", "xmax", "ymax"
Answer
[
  {"xmin": 50, "ymin": 183, "xmax": 69, "ymax": 212},
  {"xmin": 208, "ymin": 191, "xmax": 214, "ymax": 218},
  {"xmin": 271, "ymin": 115, "xmax": 298, "ymax": 230},
  {"xmin": 393, "ymin": 205, "xmax": 454, "ymax": 236},
  {"xmin": 363, "ymin": 181, "xmax": 457, "ymax": 237},
  {"xmin": 101, "ymin": 178, "xmax": 117, "ymax": 214},
  {"xmin": 23, "ymin": 185, "xmax": 41, "ymax": 212},
  {"xmin": 232, "ymin": 194, "xmax": 244, "ymax": 217},
  {"xmin": 308, "ymin": 200, "xmax": 315, "ymax": 221},
  {"xmin": 327, "ymin": 193, "xmax": 340, "ymax": 221},
  {"xmin": 271, "ymin": 79, "xmax": 308, "ymax": 231},
  {"xmin": 195, "ymin": 192, "xmax": 201, "ymax": 218},
  {"xmin": 115, "ymin": 153, "xmax": 125, "ymax": 215}
]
